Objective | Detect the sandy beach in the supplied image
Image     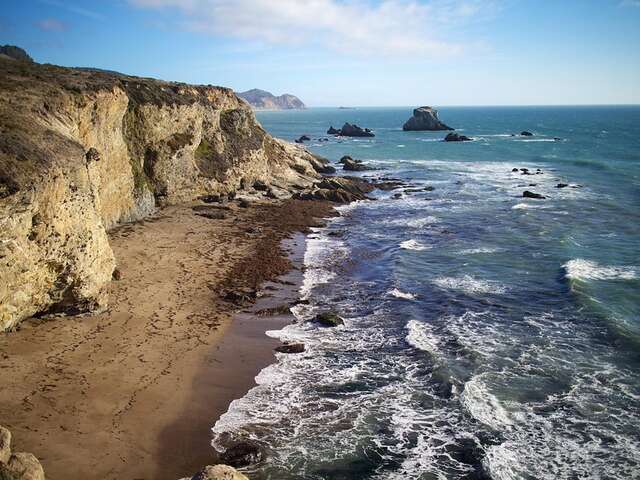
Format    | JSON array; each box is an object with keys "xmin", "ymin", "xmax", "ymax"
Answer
[{"xmin": 0, "ymin": 198, "xmax": 333, "ymax": 480}]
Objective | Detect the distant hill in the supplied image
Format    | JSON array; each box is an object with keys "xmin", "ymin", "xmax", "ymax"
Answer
[
  {"xmin": 0, "ymin": 45, "xmax": 33, "ymax": 62},
  {"xmin": 237, "ymin": 88, "xmax": 305, "ymax": 110}
]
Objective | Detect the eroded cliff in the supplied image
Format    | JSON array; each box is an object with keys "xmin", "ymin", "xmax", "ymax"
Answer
[{"xmin": 0, "ymin": 58, "xmax": 324, "ymax": 331}]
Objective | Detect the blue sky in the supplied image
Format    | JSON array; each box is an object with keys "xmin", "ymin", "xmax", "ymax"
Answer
[{"xmin": 1, "ymin": 0, "xmax": 639, "ymax": 106}]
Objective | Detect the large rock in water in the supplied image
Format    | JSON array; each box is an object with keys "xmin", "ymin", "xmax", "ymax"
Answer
[
  {"xmin": 0, "ymin": 56, "xmax": 325, "ymax": 331},
  {"xmin": 444, "ymin": 132, "xmax": 472, "ymax": 142},
  {"xmin": 402, "ymin": 106, "xmax": 453, "ymax": 131},
  {"xmin": 330, "ymin": 123, "xmax": 375, "ymax": 137}
]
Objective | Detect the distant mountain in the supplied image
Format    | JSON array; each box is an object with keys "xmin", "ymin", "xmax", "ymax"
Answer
[
  {"xmin": 237, "ymin": 88, "xmax": 305, "ymax": 110},
  {"xmin": 0, "ymin": 45, "xmax": 33, "ymax": 62}
]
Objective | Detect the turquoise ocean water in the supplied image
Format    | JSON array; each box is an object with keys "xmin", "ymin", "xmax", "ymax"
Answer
[{"xmin": 212, "ymin": 106, "xmax": 640, "ymax": 479}]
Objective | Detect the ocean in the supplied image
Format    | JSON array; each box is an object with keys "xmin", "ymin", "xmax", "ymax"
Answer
[{"xmin": 212, "ymin": 106, "xmax": 640, "ymax": 479}]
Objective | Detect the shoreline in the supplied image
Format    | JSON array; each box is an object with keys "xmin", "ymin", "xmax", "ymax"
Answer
[{"xmin": 0, "ymin": 198, "xmax": 333, "ymax": 480}]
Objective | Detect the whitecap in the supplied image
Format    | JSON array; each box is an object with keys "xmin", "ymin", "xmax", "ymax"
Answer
[
  {"xmin": 407, "ymin": 216, "xmax": 439, "ymax": 228},
  {"xmin": 433, "ymin": 275, "xmax": 507, "ymax": 294},
  {"xmin": 459, "ymin": 247, "xmax": 501, "ymax": 254},
  {"xmin": 461, "ymin": 375, "xmax": 513, "ymax": 428},
  {"xmin": 512, "ymin": 203, "xmax": 543, "ymax": 210},
  {"xmin": 388, "ymin": 288, "xmax": 417, "ymax": 300},
  {"xmin": 397, "ymin": 144, "xmax": 406, "ymax": 148},
  {"xmin": 406, "ymin": 320, "xmax": 440, "ymax": 355},
  {"xmin": 399, "ymin": 239, "xmax": 430, "ymax": 251},
  {"xmin": 563, "ymin": 259, "xmax": 638, "ymax": 281}
]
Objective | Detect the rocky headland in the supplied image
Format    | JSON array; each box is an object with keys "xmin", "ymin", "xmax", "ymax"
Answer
[
  {"xmin": 0, "ymin": 54, "xmax": 386, "ymax": 479},
  {"xmin": 236, "ymin": 89, "xmax": 305, "ymax": 110},
  {"xmin": 402, "ymin": 106, "xmax": 452, "ymax": 131}
]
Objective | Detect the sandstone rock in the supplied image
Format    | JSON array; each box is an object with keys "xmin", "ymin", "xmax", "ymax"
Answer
[
  {"xmin": 193, "ymin": 465, "xmax": 249, "ymax": 480},
  {"xmin": 3, "ymin": 453, "xmax": 44, "ymax": 480},
  {"xmin": 0, "ymin": 426, "xmax": 10, "ymax": 464},
  {"xmin": 402, "ymin": 106, "xmax": 453, "ymax": 131},
  {"xmin": 0, "ymin": 57, "xmax": 323, "ymax": 331},
  {"xmin": 523, "ymin": 190, "xmax": 545, "ymax": 199},
  {"xmin": 444, "ymin": 133, "xmax": 472, "ymax": 142},
  {"xmin": 342, "ymin": 158, "xmax": 371, "ymax": 172},
  {"xmin": 313, "ymin": 311, "xmax": 344, "ymax": 327}
]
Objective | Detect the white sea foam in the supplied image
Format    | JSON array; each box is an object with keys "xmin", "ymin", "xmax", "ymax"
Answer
[
  {"xmin": 406, "ymin": 320, "xmax": 440, "ymax": 355},
  {"xmin": 433, "ymin": 275, "xmax": 507, "ymax": 294},
  {"xmin": 388, "ymin": 288, "xmax": 417, "ymax": 300},
  {"xmin": 397, "ymin": 144, "xmax": 406, "ymax": 148},
  {"xmin": 407, "ymin": 216, "xmax": 439, "ymax": 228},
  {"xmin": 563, "ymin": 259, "xmax": 638, "ymax": 281},
  {"xmin": 519, "ymin": 138, "xmax": 556, "ymax": 142},
  {"xmin": 512, "ymin": 202, "xmax": 543, "ymax": 210},
  {"xmin": 461, "ymin": 375, "xmax": 513, "ymax": 428},
  {"xmin": 399, "ymin": 239, "xmax": 430, "ymax": 251},
  {"xmin": 459, "ymin": 247, "xmax": 501, "ymax": 254}
]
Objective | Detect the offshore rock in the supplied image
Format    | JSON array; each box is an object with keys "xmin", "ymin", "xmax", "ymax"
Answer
[
  {"xmin": 444, "ymin": 132, "xmax": 472, "ymax": 142},
  {"xmin": 402, "ymin": 106, "xmax": 453, "ymax": 131},
  {"xmin": 0, "ymin": 57, "xmax": 323, "ymax": 331},
  {"xmin": 339, "ymin": 123, "xmax": 375, "ymax": 137}
]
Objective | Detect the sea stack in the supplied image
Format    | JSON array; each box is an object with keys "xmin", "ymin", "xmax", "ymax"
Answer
[{"xmin": 402, "ymin": 106, "xmax": 453, "ymax": 131}]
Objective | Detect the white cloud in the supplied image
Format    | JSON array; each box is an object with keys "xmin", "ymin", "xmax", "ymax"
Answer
[{"xmin": 129, "ymin": 0, "xmax": 490, "ymax": 57}]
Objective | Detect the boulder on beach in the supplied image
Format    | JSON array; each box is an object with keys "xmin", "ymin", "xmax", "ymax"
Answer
[
  {"xmin": 523, "ymin": 190, "xmax": 545, "ymax": 199},
  {"xmin": 188, "ymin": 464, "xmax": 249, "ymax": 480},
  {"xmin": 402, "ymin": 106, "xmax": 453, "ymax": 131},
  {"xmin": 0, "ymin": 426, "xmax": 45, "ymax": 480},
  {"xmin": 313, "ymin": 311, "xmax": 344, "ymax": 327},
  {"xmin": 444, "ymin": 132, "xmax": 472, "ymax": 142}
]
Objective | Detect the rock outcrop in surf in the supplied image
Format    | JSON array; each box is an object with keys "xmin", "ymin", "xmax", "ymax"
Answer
[{"xmin": 402, "ymin": 106, "xmax": 453, "ymax": 131}]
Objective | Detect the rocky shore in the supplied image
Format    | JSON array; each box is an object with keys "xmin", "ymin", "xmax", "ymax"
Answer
[{"xmin": 0, "ymin": 54, "xmax": 386, "ymax": 479}]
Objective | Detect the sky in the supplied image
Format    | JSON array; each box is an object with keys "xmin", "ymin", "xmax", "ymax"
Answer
[{"xmin": 1, "ymin": 0, "xmax": 639, "ymax": 106}]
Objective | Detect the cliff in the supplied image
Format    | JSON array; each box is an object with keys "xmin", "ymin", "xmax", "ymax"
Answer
[
  {"xmin": 236, "ymin": 89, "xmax": 305, "ymax": 110},
  {"xmin": 0, "ymin": 58, "xmax": 324, "ymax": 331}
]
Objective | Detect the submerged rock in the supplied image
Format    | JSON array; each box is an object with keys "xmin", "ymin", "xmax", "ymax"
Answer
[
  {"xmin": 313, "ymin": 311, "xmax": 344, "ymax": 327},
  {"xmin": 444, "ymin": 132, "xmax": 472, "ymax": 142},
  {"xmin": 220, "ymin": 441, "xmax": 266, "ymax": 468},
  {"xmin": 275, "ymin": 342, "xmax": 305, "ymax": 354},
  {"xmin": 523, "ymin": 190, "xmax": 546, "ymax": 199},
  {"xmin": 521, "ymin": 131, "xmax": 534, "ymax": 136},
  {"xmin": 556, "ymin": 183, "xmax": 569, "ymax": 188},
  {"xmin": 402, "ymin": 106, "xmax": 453, "ymax": 131}
]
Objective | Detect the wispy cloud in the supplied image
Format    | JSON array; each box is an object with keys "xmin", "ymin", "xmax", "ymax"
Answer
[
  {"xmin": 129, "ymin": 0, "xmax": 492, "ymax": 57},
  {"xmin": 36, "ymin": 18, "xmax": 68, "ymax": 32},
  {"xmin": 40, "ymin": 0, "xmax": 105, "ymax": 20},
  {"xmin": 620, "ymin": 0, "xmax": 640, "ymax": 6}
]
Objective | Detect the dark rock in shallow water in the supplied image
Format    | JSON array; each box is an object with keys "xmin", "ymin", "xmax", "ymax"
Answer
[
  {"xmin": 523, "ymin": 190, "xmax": 546, "ymax": 199},
  {"xmin": 392, "ymin": 193, "xmax": 402, "ymax": 199},
  {"xmin": 275, "ymin": 343, "xmax": 305, "ymax": 354},
  {"xmin": 556, "ymin": 183, "xmax": 569, "ymax": 188},
  {"xmin": 294, "ymin": 135, "xmax": 311, "ymax": 143},
  {"xmin": 331, "ymin": 123, "xmax": 375, "ymax": 137},
  {"xmin": 444, "ymin": 132, "xmax": 472, "ymax": 142},
  {"xmin": 342, "ymin": 158, "xmax": 371, "ymax": 172},
  {"xmin": 327, "ymin": 126, "xmax": 340, "ymax": 135},
  {"xmin": 521, "ymin": 131, "xmax": 534, "ymax": 136},
  {"xmin": 512, "ymin": 168, "xmax": 519, "ymax": 172},
  {"xmin": 313, "ymin": 311, "xmax": 344, "ymax": 327},
  {"xmin": 338, "ymin": 155, "xmax": 353, "ymax": 164},
  {"xmin": 402, "ymin": 106, "xmax": 453, "ymax": 131},
  {"xmin": 220, "ymin": 441, "xmax": 266, "ymax": 468},
  {"xmin": 423, "ymin": 185, "xmax": 435, "ymax": 191}
]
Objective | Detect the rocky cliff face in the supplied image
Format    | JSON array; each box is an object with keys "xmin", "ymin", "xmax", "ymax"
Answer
[
  {"xmin": 237, "ymin": 89, "xmax": 305, "ymax": 110},
  {"xmin": 0, "ymin": 59, "xmax": 323, "ymax": 331}
]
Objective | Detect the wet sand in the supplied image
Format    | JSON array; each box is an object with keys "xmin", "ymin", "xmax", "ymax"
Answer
[{"xmin": 0, "ymin": 198, "xmax": 333, "ymax": 480}]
